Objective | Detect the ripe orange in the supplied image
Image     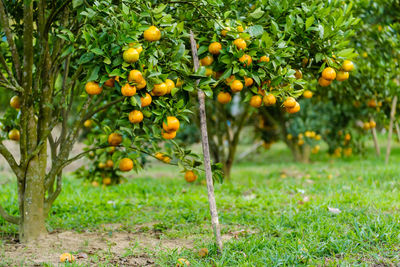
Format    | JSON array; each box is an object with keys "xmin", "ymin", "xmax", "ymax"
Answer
[
  {"xmin": 121, "ymin": 83, "xmax": 136, "ymax": 96},
  {"xmin": 200, "ymin": 55, "xmax": 214, "ymax": 66},
  {"xmin": 321, "ymin": 67, "xmax": 336, "ymax": 80},
  {"xmin": 221, "ymin": 28, "xmax": 229, "ymax": 36},
  {"xmin": 141, "ymin": 93, "xmax": 152, "ymax": 107},
  {"xmin": 8, "ymin": 129, "xmax": 20, "ymax": 141},
  {"xmin": 198, "ymin": 248, "xmax": 209, "ymax": 257},
  {"xmin": 244, "ymin": 77, "xmax": 253, "ymax": 87},
  {"xmin": 184, "ymin": 170, "xmax": 197, "ymax": 182},
  {"xmin": 123, "ymin": 48, "xmax": 139, "ymax": 63},
  {"xmin": 318, "ymin": 77, "xmax": 332, "ymax": 87},
  {"xmin": 104, "ymin": 78, "xmax": 115, "ymax": 87},
  {"xmin": 152, "ymin": 83, "xmax": 168, "ymax": 96},
  {"xmin": 342, "ymin": 60, "xmax": 354, "ymax": 72},
  {"xmin": 108, "ymin": 146, "xmax": 116, "ymax": 154},
  {"xmin": 108, "ymin": 133, "xmax": 122, "ymax": 146},
  {"xmin": 225, "ymin": 75, "xmax": 235, "ymax": 85},
  {"xmin": 162, "ymin": 130, "xmax": 176, "ymax": 139},
  {"xmin": 283, "ymin": 97, "xmax": 296, "ymax": 108},
  {"xmin": 249, "ymin": 95, "xmax": 262, "ymax": 108},
  {"xmin": 128, "ymin": 70, "xmax": 144, "ymax": 83},
  {"xmin": 155, "ymin": 152, "xmax": 171, "ymax": 164},
  {"xmin": 143, "ymin": 25, "xmax": 161, "ymax": 41},
  {"xmin": 369, "ymin": 120, "xmax": 376, "ymax": 128},
  {"xmin": 60, "ymin": 253, "xmax": 75, "ymax": 263},
  {"xmin": 367, "ymin": 99, "xmax": 377, "ymax": 108},
  {"xmin": 315, "ymin": 134, "xmax": 322, "ymax": 141},
  {"xmin": 217, "ymin": 92, "xmax": 232, "ymax": 104},
  {"xmin": 209, "ymin": 42, "xmax": 222, "ymax": 55},
  {"xmin": 136, "ymin": 79, "xmax": 147, "ymax": 89},
  {"xmin": 98, "ymin": 162, "xmax": 106, "ymax": 169},
  {"xmin": 10, "ymin": 95, "xmax": 21, "ymax": 109},
  {"xmin": 230, "ymin": 80, "xmax": 243, "ymax": 92},
  {"xmin": 294, "ymin": 69, "xmax": 303, "ymax": 79},
  {"xmin": 237, "ymin": 25, "xmax": 244, "ymax": 32},
  {"xmin": 336, "ymin": 71, "xmax": 349, "ymax": 81},
  {"xmin": 176, "ymin": 78, "xmax": 183, "ymax": 87},
  {"xmin": 303, "ymin": 90, "xmax": 313, "ymax": 99},
  {"xmin": 205, "ymin": 68, "xmax": 214, "ymax": 77},
  {"xmin": 165, "ymin": 79, "xmax": 175, "ymax": 94},
  {"xmin": 91, "ymin": 181, "xmax": 99, "ymax": 187},
  {"xmin": 163, "ymin": 116, "xmax": 180, "ymax": 133},
  {"xmin": 263, "ymin": 94, "xmax": 276, "ymax": 106},
  {"xmin": 344, "ymin": 133, "xmax": 351, "ymax": 141},
  {"xmin": 302, "ymin": 57, "xmax": 309, "ymax": 66},
  {"xmin": 106, "ymin": 159, "xmax": 114, "ymax": 168},
  {"xmin": 363, "ymin": 122, "xmax": 371, "ymax": 130},
  {"xmin": 83, "ymin": 119, "xmax": 93, "ymax": 128},
  {"xmin": 239, "ymin": 54, "xmax": 252, "ymax": 66},
  {"xmin": 119, "ymin": 158, "xmax": 133, "ymax": 172},
  {"xmin": 286, "ymin": 102, "xmax": 300, "ymax": 114},
  {"xmin": 129, "ymin": 110, "xmax": 144, "ymax": 124},
  {"xmin": 102, "ymin": 177, "xmax": 112, "ymax": 185},
  {"xmin": 258, "ymin": 55, "xmax": 270, "ymax": 63},
  {"xmin": 85, "ymin": 81, "xmax": 102, "ymax": 95},
  {"xmin": 233, "ymin": 38, "xmax": 246, "ymax": 50}
]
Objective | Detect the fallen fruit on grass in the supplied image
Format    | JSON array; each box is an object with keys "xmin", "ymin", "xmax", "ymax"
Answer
[
  {"xmin": 176, "ymin": 258, "xmax": 190, "ymax": 266},
  {"xmin": 60, "ymin": 253, "xmax": 75, "ymax": 263},
  {"xmin": 198, "ymin": 248, "xmax": 209, "ymax": 257}
]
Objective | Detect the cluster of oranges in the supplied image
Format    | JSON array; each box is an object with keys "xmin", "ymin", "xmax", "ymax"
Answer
[
  {"xmin": 363, "ymin": 120, "xmax": 376, "ymax": 130},
  {"xmin": 318, "ymin": 60, "xmax": 354, "ymax": 87},
  {"xmin": 5, "ymin": 95, "xmax": 22, "ymax": 141},
  {"xmin": 287, "ymin": 131, "xmax": 322, "ymax": 147},
  {"xmin": 333, "ymin": 147, "xmax": 352, "ymax": 157}
]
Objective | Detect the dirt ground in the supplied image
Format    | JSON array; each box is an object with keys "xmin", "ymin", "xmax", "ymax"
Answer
[{"xmin": 1, "ymin": 223, "xmax": 194, "ymax": 266}]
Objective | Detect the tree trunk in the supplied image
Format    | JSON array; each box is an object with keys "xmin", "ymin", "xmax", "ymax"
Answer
[
  {"xmin": 385, "ymin": 96, "xmax": 397, "ymax": 164},
  {"xmin": 396, "ymin": 122, "xmax": 400, "ymax": 143},
  {"xmin": 300, "ymin": 145, "xmax": 311, "ymax": 163},
  {"xmin": 371, "ymin": 127, "xmax": 380, "ymax": 157},
  {"xmin": 19, "ymin": 150, "xmax": 48, "ymax": 242}
]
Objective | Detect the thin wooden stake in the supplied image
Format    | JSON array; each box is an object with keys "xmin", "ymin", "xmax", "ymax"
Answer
[
  {"xmin": 371, "ymin": 126, "xmax": 380, "ymax": 157},
  {"xmin": 395, "ymin": 122, "xmax": 400, "ymax": 143},
  {"xmin": 189, "ymin": 30, "xmax": 223, "ymax": 252},
  {"xmin": 385, "ymin": 96, "xmax": 398, "ymax": 164}
]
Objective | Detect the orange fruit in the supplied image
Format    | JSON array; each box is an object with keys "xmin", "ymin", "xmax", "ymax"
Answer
[
  {"xmin": 249, "ymin": 95, "xmax": 262, "ymax": 108},
  {"xmin": 369, "ymin": 120, "xmax": 376, "ymax": 128},
  {"xmin": 143, "ymin": 25, "xmax": 161, "ymax": 41},
  {"xmin": 205, "ymin": 68, "xmax": 214, "ymax": 77},
  {"xmin": 10, "ymin": 95, "xmax": 21, "ymax": 109},
  {"xmin": 123, "ymin": 48, "xmax": 139, "ymax": 63},
  {"xmin": 129, "ymin": 110, "xmax": 144, "ymax": 124},
  {"xmin": 184, "ymin": 170, "xmax": 197, "ymax": 182},
  {"xmin": 104, "ymin": 78, "xmax": 115, "ymax": 87},
  {"xmin": 303, "ymin": 90, "xmax": 313, "ymax": 99},
  {"xmin": 315, "ymin": 134, "xmax": 322, "ymax": 141},
  {"xmin": 85, "ymin": 81, "xmax": 102, "ymax": 95},
  {"xmin": 128, "ymin": 70, "xmax": 144, "ymax": 83},
  {"xmin": 135, "ymin": 46, "xmax": 143, "ymax": 54},
  {"xmin": 102, "ymin": 177, "xmax": 112, "ymax": 185},
  {"xmin": 286, "ymin": 102, "xmax": 300, "ymax": 114},
  {"xmin": 263, "ymin": 94, "xmax": 276, "ymax": 106},
  {"xmin": 209, "ymin": 42, "xmax": 222, "ymax": 55},
  {"xmin": 165, "ymin": 79, "xmax": 175, "ymax": 94},
  {"xmin": 217, "ymin": 92, "xmax": 232, "ymax": 104},
  {"xmin": 258, "ymin": 56, "xmax": 270, "ymax": 63},
  {"xmin": 136, "ymin": 79, "xmax": 147, "ymax": 90},
  {"xmin": 98, "ymin": 162, "xmax": 106, "ymax": 169},
  {"xmin": 152, "ymin": 83, "xmax": 168, "ymax": 96},
  {"xmin": 200, "ymin": 55, "xmax": 214, "ymax": 66},
  {"xmin": 60, "ymin": 253, "xmax": 75, "ymax": 263},
  {"xmin": 225, "ymin": 75, "xmax": 235, "ymax": 85},
  {"xmin": 321, "ymin": 67, "xmax": 336, "ymax": 80},
  {"xmin": 336, "ymin": 71, "xmax": 349, "ymax": 81},
  {"xmin": 344, "ymin": 133, "xmax": 351, "ymax": 141},
  {"xmin": 119, "ymin": 158, "xmax": 133, "ymax": 172},
  {"xmin": 163, "ymin": 116, "xmax": 180, "ymax": 133},
  {"xmin": 155, "ymin": 152, "xmax": 171, "ymax": 164},
  {"xmin": 294, "ymin": 69, "xmax": 302, "ymax": 79},
  {"xmin": 367, "ymin": 99, "xmax": 377, "ymax": 108},
  {"xmin": 108, "ymin": 133, "xmax": 122, "ymax": 146},
  {"xmin": 318, "ymin": 77, "xmax": 332, "ymax": 87},
  {"xmin": 198, "ymin": 248, "xmax": 209, "ymax": 257},
  {"xmin": 237, "ymin": 25, "xmax": 244, "ymax": 32},
  {"xmin": 121, "ymin": 83, "xmax": 136, "ymax": 96},
  {"xmin": 363, "ymin": 122, "xmax": 371, "ymax": 130},
  {"xmin": 106, "ymin": 159, "xmax": 114, "ymax": 168},
  {"xmin": 141, "ymin": 93, "xmax": 152, "ymax": 107},
  {"xmin": 91, "ymin": 181, "xmax": 99, "ymax": 187},
  {"xmin": 108, "ymin": 146, "xmax": 116, "ymax": 154},
  {"xmin": 221, "ymin": 28, "xmax": 229, "ymax": 36},
  {"xmin": 239, "ymin": 54, "xmax": 252, "ymax": 66},
  {"xmin": 244, "ymin": 77, "xmax": 253, "ymax": 87},
  {"xmin": 162, "ymin": 130, "xmax": 176, "ymax": 139},
  {"xmin": 283, "ymin": 97, "xmax": 296, "ymax": 108},
  {"xmin": 233, "ymin": 38, "xmax": 246, "ymax": 50},
  {"xmin": 230, "ymin": 80, "xmax": 243, "ymax": 92},
  {"xmin": 176, "ymin": 78, "xmax": 183, "ymax": 87},
  {"xmin": 83, "ymin": 119, "xmax": 93, "ymax": 128},
  {"xmin": 8, "ymin": 129, "xmax": 20, "ymax": 141},
  {"xmin": 342, "ymin": 60, "xmax": 354, "ymax": 72}
]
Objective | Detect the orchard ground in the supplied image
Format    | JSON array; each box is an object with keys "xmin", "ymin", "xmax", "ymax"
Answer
[{"xmin": 1, "ymin": 136, "xmax": 400, "ymax": 266}]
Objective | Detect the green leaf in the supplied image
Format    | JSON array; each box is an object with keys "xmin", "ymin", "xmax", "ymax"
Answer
[
  {"xmin": 249, "ymin": 7, "xmax": 264, "ymax": 19},
  {"xmin": 305, "ymin": 16, "xmax": 314, "ymax": 30},
  {"xmin": 72, "ymin": 0, "xmax": 83, "ymax": 8},
  {"xmin": 336, "ymin": 48, "xmax": 354, "ymax": 58},
  {"xmin": 248, "ymin": 25, "xmax": 264, "ymax": 37},
  {"xmin": 88, "ymin": 66, "xmax": 100, "ymax": 81}
]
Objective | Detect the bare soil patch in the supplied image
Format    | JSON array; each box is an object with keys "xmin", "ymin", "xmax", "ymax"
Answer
[{"xmin": 1, "ymin": 225, "xmax": 193, "ymax": 266}]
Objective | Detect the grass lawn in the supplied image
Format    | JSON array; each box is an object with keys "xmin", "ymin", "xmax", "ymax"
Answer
[{"xmin": 1, "ymin": 140, "xmax": 400, "ymax": 266}]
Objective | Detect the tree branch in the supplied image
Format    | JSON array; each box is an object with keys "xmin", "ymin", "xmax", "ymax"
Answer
[
  {"xmin": 0, "ymin": 203, "xmax": 20, "ymax": 225},
  {"xmin": 0, "ymin": 0, "xmax": 22, "ymax": 82},
  {"xmin": 44, "ymin": 0, "xmax": 72, "ymax": 35},
  {"xmin": 82, "ymin": 97, "xmax": 124, "ymax": 122},
  {"xmin": 0, "ymin": 141, "xmax": 21, "ymax": 177}
]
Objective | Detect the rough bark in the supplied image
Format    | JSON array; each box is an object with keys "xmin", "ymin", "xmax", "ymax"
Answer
[
  {"xmin": 385, "ymin": 96, "xmax": 397, "ymax": 164},
  {"xmin": 395, "ymin": 122, "xmax": 400, "ymax": 143},
  {"xmin": 190, "ymin": 30, "xmax": 223, "ymax": 253}
]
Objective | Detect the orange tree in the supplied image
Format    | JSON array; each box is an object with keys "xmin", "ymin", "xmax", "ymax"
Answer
[
  {"xmin": 182, "ymin": 0, "xmax": 359, "ymax": 176},
  {"xmin": 0, "ymin": 0, "xmax": 211, "ymax": 242}
]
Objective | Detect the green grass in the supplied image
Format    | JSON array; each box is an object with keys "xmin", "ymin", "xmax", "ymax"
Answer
[{"xmin": 1, "ymin": 140, "xmax": 400, "ymax": 266}]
